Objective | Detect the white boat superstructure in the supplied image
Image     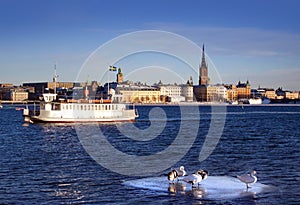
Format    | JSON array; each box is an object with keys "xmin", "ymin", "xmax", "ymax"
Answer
[
  {"xmin": 248, "ymin": 98, "xmax": 262, "ymax": 105},
  {"xmin": 23, "ymin": 93, "xmax": 138, "ymax": 123}
]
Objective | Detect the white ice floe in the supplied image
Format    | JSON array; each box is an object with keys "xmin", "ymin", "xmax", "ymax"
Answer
[{"xmin": 123, "ymin": 176, "xmax": 272, "ymax": 200}]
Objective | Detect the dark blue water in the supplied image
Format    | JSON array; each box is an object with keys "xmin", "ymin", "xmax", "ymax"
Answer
[{"xmin": 0, "ymin": 104, "xmax": 299, "ymax": 204}]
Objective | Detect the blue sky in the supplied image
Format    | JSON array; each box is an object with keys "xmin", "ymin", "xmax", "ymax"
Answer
[{"xmin": 0, "ymin": 0, "xmax": 300, "ymax": 90}]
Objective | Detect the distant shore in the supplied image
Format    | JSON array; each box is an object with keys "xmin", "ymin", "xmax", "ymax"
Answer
[
  {"xmin": 0, "ymin": 100, "xmax": 39, "ymax": 104},
  {"xmin": 1, "ymin": 100, "xmax": 300, "ymax": 106}
]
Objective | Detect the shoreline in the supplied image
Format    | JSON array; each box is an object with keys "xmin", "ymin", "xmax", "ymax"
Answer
[
  {"xmin": 135, "ymin": 102, "xmax": 300, "ymax": 106},
  {"xmin": 1, "ymin": 100, "xmax": 300, "ymax": 106}
]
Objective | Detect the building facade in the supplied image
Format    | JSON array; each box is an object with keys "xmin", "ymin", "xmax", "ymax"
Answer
[
  {"xmin": 158, "ymin": 84, "xmax": 194, "ymax": 102},
  {"xmin": 116, "ymin": 84, "xmax": 160, "ymax": 103},
  {"xmin": 236, "ymin": 80, "xmax": 251, "ymax": 99}
]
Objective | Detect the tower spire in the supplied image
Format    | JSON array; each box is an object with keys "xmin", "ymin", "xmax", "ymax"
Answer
[
  {"xmin": 199, "ymin": 43, "xmax": 209, "ymax": 85},
  {"xmin": 201, "ymin": 44, "xmax": 207, "ymax": 68}
]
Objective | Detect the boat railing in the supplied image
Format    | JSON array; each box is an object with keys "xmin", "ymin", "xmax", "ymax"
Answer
[{"xmin": 66, "ymin": 99, "xmax": 112, "ymax": 104}]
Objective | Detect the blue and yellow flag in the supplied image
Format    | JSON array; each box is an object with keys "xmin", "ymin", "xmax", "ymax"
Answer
[{"xmin": 109, "ymin": 65, "xmax": 117, "ymax": 71}]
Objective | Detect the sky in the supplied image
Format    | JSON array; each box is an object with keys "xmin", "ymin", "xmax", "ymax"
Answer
[{"xmin": 0, "ymin": 0, "xmax": 300, "ymax": 90}]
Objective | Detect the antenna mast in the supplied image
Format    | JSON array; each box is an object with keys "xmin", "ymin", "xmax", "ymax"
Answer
[{"xmin": 53, "ymin": 64, "xmax": 58, "ymax": 94}]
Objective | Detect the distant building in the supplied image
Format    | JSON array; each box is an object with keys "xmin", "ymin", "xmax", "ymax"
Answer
[
  {"xmin": 116, "ymin": 84, "xmax": 160, "ymax": 103},
  {"xmin": 236, "ymin": 80, "xmax": 251, "ymax": 99},
  {"xmin": 117, "ymin": 68, "xmax": 124, "ymax": 83},
  {"xmin": 207, "ymin": 85, "xmax": 227, "ymax": 102},
  {"xmin": 257, "ymin": 88, "xmax": 276, "ymax": 99},
  {"xmin": 193, "ymin": 85, "xmax": 207, "ymax": 102},
  {"xmin": 194, "ymin": 84, "xmax": 226, "ymax": 102},
  {"xmin": 285, "ymin": 91, "xmax": 299, "ymax": 99},
  {"xmin": 158, "ymin": 83, "xmax": 194, "ymax": 102},
  {"xmin": 0, "ymin": 83, "xmax": 14, "ymax": 88},
  {"xmin": 10, "ymin": 89, "xmax": 28, "ymax": 101},
  {"xmin": 23, "ymin": 82, "xmax": 75, "ymax": 99},
  {"xmin": 0, "ymin": 86, "xmax": 29, "ymax": 101},
  {"xmin": 224, "ymin": 84, "xmax": 238, "ymax": 101},
  {"xmin": 199, "ymin": 44, "xmax": 210, "ymax": 86},
  {"xmin": 194, "ymin": 44, "xmax": 211, "ymax": 102}
]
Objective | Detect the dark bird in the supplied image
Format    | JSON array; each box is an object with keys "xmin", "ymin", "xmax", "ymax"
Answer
[{"xmin": 168, "ymin": 166, "xmax": 187, "ymax": 183}]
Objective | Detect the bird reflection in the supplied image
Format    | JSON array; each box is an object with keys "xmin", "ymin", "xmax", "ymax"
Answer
[
  {"xmin": 168, "ymin": 182, "xmax": 186, "ymax": 195},
  {"xmin": 168, "ymin": 182, "xmax": 207, "ymax": 198}
]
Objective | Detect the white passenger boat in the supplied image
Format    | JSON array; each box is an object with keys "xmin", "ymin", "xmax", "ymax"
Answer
[{"xmin": 23, "ymin": 93, "xmax": 138, "ymax": 123}]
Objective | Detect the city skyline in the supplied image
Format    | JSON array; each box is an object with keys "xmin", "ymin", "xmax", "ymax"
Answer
[{"xmin": 1, "ymin": 0, "xmax": 300, "ymax": 90}]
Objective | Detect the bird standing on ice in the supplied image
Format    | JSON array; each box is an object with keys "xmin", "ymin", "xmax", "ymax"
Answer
[
  {"xmin": 182, "ymin": 169, "xmax": 208, "ymax": 188},
  {"xmin": 237, "ymin": 170, "xmax": 257, "ymax": 189},
  {"xmin": 168, "ymin": 166, "xmax": 187, "ymax": 183}
]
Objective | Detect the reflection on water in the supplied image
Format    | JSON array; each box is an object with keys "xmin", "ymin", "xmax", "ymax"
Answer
[{"xmin": 168, "ymin": 182, "xmax": 207, "ymax": 199}]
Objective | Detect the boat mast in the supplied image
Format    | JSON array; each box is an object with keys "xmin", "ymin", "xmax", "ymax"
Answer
[{"xmin": 53, "ymin": 64, "xmax": 58, "ymax": 94}]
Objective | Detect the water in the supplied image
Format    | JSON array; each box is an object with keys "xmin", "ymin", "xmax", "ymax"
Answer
[{"xmin": 0, "ymin": 104, "xmax": 299, "ymax": 204}]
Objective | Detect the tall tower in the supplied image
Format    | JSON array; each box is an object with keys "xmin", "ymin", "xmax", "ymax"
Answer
[
  {"xmin": 117, "ymin": 67, "xmax": 124, "ymax": 83},
  {"xmin": 199, "ymin": 44, "xmax": 210, "ymax": 85}
]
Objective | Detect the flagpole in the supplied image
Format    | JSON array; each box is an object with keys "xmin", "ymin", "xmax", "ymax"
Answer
[{"xmin": 108, "ymin": 66, "xmax": 110, "ymax": 99}]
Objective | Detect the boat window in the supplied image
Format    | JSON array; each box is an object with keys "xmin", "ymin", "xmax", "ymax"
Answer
[
  {"xmin": 81, "ymin": 105, "xmax": 83, "ymax": 110},
  {"xmin": 52, "ymin": 103, "xmax": 61, "ymax": 110}
]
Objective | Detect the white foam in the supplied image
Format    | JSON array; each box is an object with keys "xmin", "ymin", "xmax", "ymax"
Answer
[{"xmin": 123, "ymin": 176, "xmax": 272, "ymax": 200}]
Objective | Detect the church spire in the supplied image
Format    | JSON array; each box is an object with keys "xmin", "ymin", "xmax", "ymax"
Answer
[
  {"xmin": 199, "ymin": 43, "xmax": 209, "ymax": 85},
  {"xmin": 201, "ymin": 44, "xmax": 207, "ymax": 69}
]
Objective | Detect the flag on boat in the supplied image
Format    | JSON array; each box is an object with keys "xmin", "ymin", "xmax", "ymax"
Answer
[{"xmin": 109, "ymin": 65, "xmax": 117, "ymax": 71}]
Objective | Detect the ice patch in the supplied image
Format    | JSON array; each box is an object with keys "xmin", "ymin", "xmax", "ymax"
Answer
[{"xmin": 123, "ymin": 176, "xmax": 272, "ymax": 200}]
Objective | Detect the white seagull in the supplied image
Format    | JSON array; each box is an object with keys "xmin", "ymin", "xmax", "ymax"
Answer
[
  {"xmin": 237, "ymin": 170, "xmax": 257, "ymax": 189},
  {"xmin": 182, "ymin": 169, "xmax": 208, "ymax": 188},
  {"xmin": 168, "ymin": 166, "xmax": 187, "ymax": 183}
]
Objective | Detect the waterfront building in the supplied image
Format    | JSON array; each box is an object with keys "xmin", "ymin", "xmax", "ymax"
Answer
[
  {"xmin": 194, "ymin": 84, "xmax": 227, "ymax": 102},
  {"xmin": 193, "ymin": 85, "xmax": 207, "ymax": 102},
  {"xmin": 23, "ymin": 82, "xmax": 75, "ymax": 98},
  {"xmin": 10, "ymin": 89, "xmax": 28, "ymax": 101},
  {"xmin": 285, "ymin": 91, "xmax": 299, "ymax": 99},
  {"xmin": 158, "ymin": 83, "xmax": 194, "ymax": 102},
  {"xmin": 207, "ymin": 85, "xmax": 227, "ymax": 102},
  {"xmin": 0, "ymin": 86, "xmax": 29, "ymax": 101},
  {"xmin": 116, "ymin": 84, "xmax": 160, "ymax": 103},
  {"xmin": 257, "ymin": 88, "xmax": 276, "ymax": 99},
  {"xmin": 0, "ymin": 83, "xmax": 13, "ymax": 88},
  {"xmin": 224, "ymin": 84, "xmax": 238, "ymax": 101},
  {"xmin": 236, "ymin": 80, "xmax": 251, "ymax": 99},
  {"xmin": 180, "ymin": 83, "xmax": 194, "ymax": 102}
]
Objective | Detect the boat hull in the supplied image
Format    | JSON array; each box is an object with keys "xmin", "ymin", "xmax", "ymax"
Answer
[{"xmin": 26, "ymin": 116, "xmax": 136, "ymax": 123}]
